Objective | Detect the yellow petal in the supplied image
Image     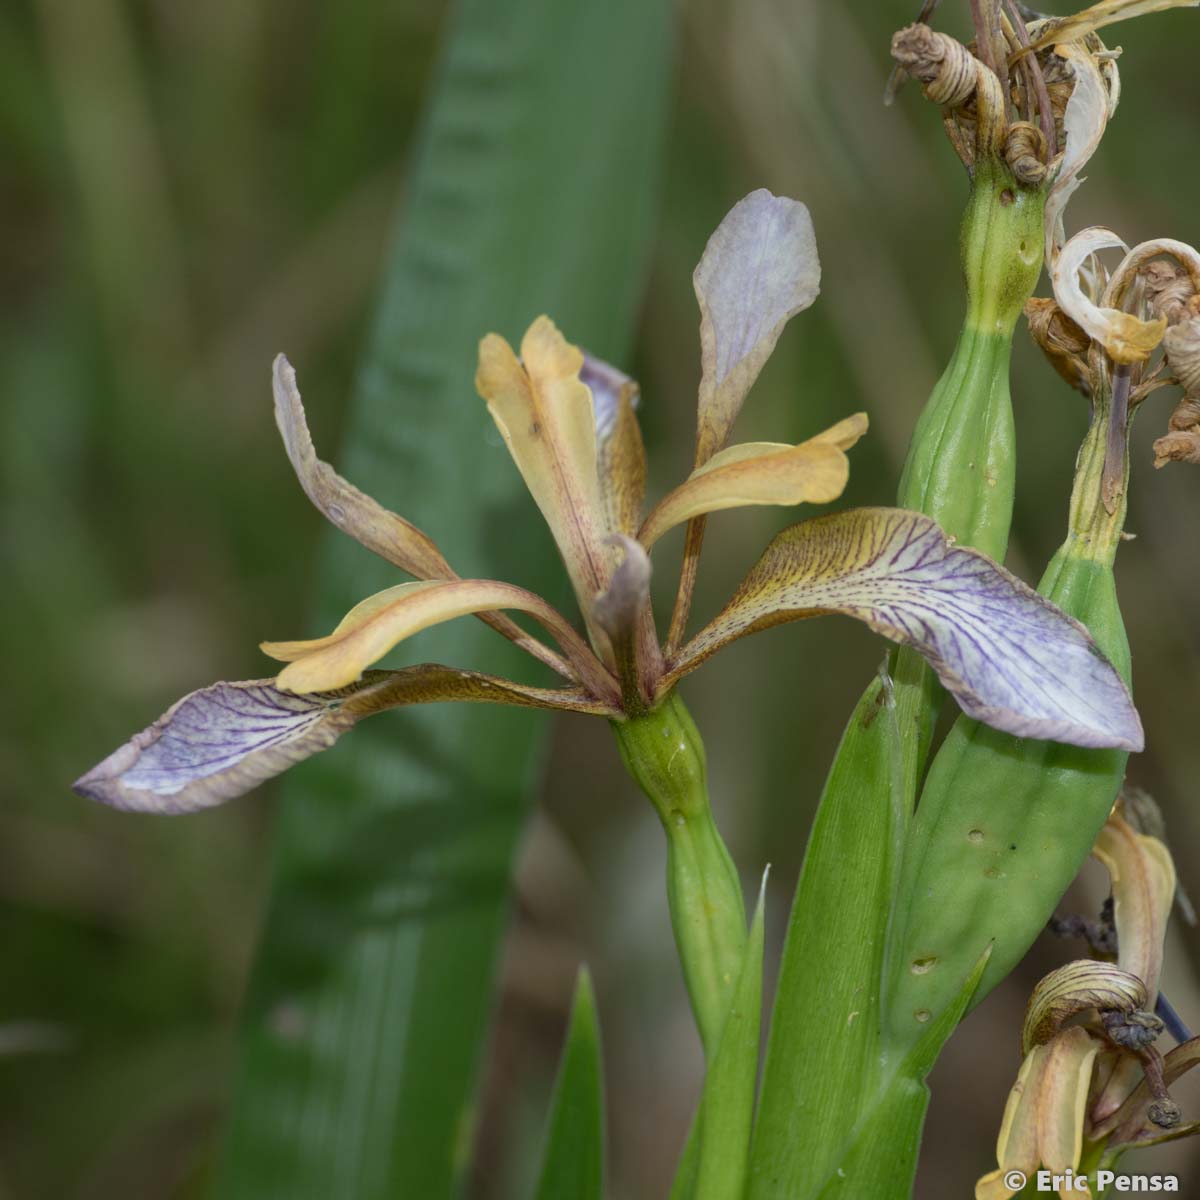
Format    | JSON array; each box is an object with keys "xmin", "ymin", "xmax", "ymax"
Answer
[
  {"xmin": 274, "ymin": 356, "xmax": 575, "ymax": 681},
  {"xmin": 1052, "ymin": 229, "xmax": 1168, "ymax": 363},
  {"xmin": 1093, "ymin": 812, "xmax": 1176, "ymax": 1000},
  {"xmin": 1036, "ymin": 1028, "xmax": 1100, "ymax": 1191},
  {"xmin": 806, "ymin": 412, "xmax": 870, "ymax": 450},
  {"xmin": 638, "ymin": 414, "xmax": 866, "ymax": 549},
  {"xmin": 261, "ymin": 578, "xmax": 616, "ymax": 703},
  {"xmin": 273, "ymin": 355, "xmax": 453, "ymax": 579},
  {"xmin": 476, "ymin": 319, "xmax": 612, "ymax": 630},
  {"xmin": 980, "ymin": 1046, "xmax": 1044, "ymax": 1199},
  {"xmin": 1027, "ymin": 0, "xmax": 1198, "ymax": 51}
]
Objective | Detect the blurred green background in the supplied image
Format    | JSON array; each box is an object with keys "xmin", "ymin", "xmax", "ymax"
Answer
[{"xmin": 3, "ymin": 1, "xmax": 1199, "ymax": 1196}]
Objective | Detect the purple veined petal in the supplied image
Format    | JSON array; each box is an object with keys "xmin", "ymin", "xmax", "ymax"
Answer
[
  {"xmin": 73, "ymin": 669, "xmax": 617, "ymax": 814},
  {"xmin": 592, "ymin": 534, "xmax": 652, "ymax": 640},
  {"xmin": 580, "ymin": 351, "xmax": 639, "ymax": 441},
  {"xmin": 581, "ymin": 350, "xmax": 647, "ymax": 537},
  {"xmin": 669, "ymin": 507, "xmax": 1144, "ymax": 751},
  {"xmin": 73, "ymin": 679, "xmax": 355, "ymax": 814},
  {"xmin": 693, "ymin": 190, "xmax": 820, "ymax": 464}
]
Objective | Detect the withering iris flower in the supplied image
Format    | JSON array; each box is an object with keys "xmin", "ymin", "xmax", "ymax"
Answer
[
  {"xmin": 75, "ymin": 191, "xmax": 1142, "ymax": 814},
  {"xmin": 976, "ymin": 805, "xmax": 1199, "ymax": 1200}
]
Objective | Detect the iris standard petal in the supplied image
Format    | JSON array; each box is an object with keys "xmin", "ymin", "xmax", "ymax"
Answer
[
  {"xmin": 669, "ymin": 507, "xmax": 1144, "ymax": 751},
  {"xmin": 262, "ymin": 577, "xmax": 617, "ymax": 701},
  {"xmin": 583, "ymin": 351, "xmax": 647, "ymax": 537},
  {"xmin": 476, "ymin": 318, "xmax": 613, "ymax": 628},
  {"xmin": 638, "ymin": 417, "xmax": 866, "ymax": 549},
  {"xmin": 73, "ymin": 668, "xmax": 615, "ymax": 813},
  {"xmin": 693, "ymin": 189, "xmax": 821, "ymax": 465}
]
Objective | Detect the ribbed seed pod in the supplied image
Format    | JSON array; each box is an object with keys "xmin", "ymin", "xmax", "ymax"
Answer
[{"xmin": 886, "ymin": 367, "xmax": 1135, "ymax": 1057}]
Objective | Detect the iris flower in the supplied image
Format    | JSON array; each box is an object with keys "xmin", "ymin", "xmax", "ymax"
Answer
[
  {"xmin": 75, "ymin": 190, "xmax": 1141, "ymax": 814},
  {"xmin": 976, "ymin": 805, "xmax": 1199, "ymax": 1200}
]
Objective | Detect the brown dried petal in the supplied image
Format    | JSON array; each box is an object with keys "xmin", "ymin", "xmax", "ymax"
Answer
[
  {"xmin": 1025, "ymin": 298, "xmax": 1091, "ymax": 394},
  {"xmin": 891, "ymin": 24, "xmax": 978, "ymax": 108},
  {"xmin": 1143, "ymin": 261, "xmax": 1198, "ymax": 326},
  {"xmin": 1163, "ymin": 320, "xmax": 1200, "ymax": 395},
  {"xmin": 1022, "ymin": 960, "xmax": 1147, "ymax": 1054},
  {"xmin": 1153, "ymin": 430, "xmax": 1200, "ymax": 467},
  {"xmin": 1005, "ymin": 121, "xmax": 1049, "ymax": 187}
]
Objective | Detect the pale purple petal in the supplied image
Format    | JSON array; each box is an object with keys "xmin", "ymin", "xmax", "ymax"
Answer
[
  {"xmin": 694, "ymin": 190, "xmax": 820, "ymax": 462},
  {"xmin": 580, "ymin": 351, "xmax": 639, "ymax": 441},
  {"xmin": 592, "ymin": 534, "xmax": 652, "ymax": 639},
  {"xmin": 73, "ymin": 667, "xmax": 613, "ymax": 814},
  {"xmin": 73, "ymin": 680, "xmax": 353, "ymax": 813},
  {"xmin": 671, "ymin": 507, "xmax": 1143, "ymax": 751}
]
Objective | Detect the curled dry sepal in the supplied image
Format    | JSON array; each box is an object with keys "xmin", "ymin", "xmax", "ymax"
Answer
[
  {"xmin": 74, "ymin": 191, "xmax": 1143, "ymax": 816},
  {"xmin": 976, "ymin": 809, "xmax": 1199, "ymax": 1200},
  {"xmin": 1017, "ymin": 2, "xmax": 1200, "ymax": 476}
]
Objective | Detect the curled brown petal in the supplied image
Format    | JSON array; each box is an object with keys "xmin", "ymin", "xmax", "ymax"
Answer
[{"xmin": 1022, "ymin": 960, "xmax": 1147, "ymax": 1054}]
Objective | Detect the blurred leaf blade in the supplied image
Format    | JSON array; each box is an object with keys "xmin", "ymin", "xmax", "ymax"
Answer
[
  {"xmin": 692, "ymin": 875, "xmax": 765, "ymax": 1200},
  {"xmin": 533, "ymin": 969, "xmax": 605, "ymax": 1200},
  {"xmin": 211, "ymin": 1, "xmax": 674, "ymax": 1197},
  {"xmin": 747, "ymin": 673, "xmax": 908, "ymax": 1200}
]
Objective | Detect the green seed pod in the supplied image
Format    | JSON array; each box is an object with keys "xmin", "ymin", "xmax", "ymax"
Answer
[
  {"xmin": 885, "ymin": 377, "xmax": 1133, "ymax": 1055},
  {"xmin": 611, "ymin": 690, "xmax": 746, "ymax": 1056},
  {"xmin": 751, "ymin": 160, "xmax": 1050, "ymax": 1197},
  {"xmin": 897, "ymin": 156, "xmax": 1045, "ymax": 562}
]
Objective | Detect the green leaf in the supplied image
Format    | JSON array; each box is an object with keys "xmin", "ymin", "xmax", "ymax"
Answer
[
  {"xmin": 211, "ymin": 2, "xmax": 675, "ymax": 1198},
  {"xmin": 533, "ymin": 969, "xmax": 605, "ymax": 1200},
  {"xmin": 668, "ymin": 1115, "xmax": 701, "ymax": 1200},
  {"xmin": 811, "ymin": 945, "xmax": 991, "ymax": 1200},
  {"xmin": 746, "ymin": 654, "xmax": 922, "ymax": 1200},
  {"xmin": 693, "ymin": 874, "xmax": 766, "ymax": 1200}
]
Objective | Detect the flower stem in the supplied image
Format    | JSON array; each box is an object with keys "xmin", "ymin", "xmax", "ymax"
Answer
[{"xmin": 611, "ymin": 691, "xmax": 747, "ymax": 1056}]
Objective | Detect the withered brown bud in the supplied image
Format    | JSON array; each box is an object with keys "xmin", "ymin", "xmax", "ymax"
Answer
[
  {"xmin": 1148, "ymin": 1098, "xmax": 1183, "ymax": 1129},
  {"xmin": 1153, "ymin": 396, "xmax": 1200, "ymax": 468},
  {"xmin": 1023, "ymin": 960, "xmax": 1147, "ymax": 1054},
  {"xmin": 1025, "ymin": 297, "xmax": 1091, "ymax": 395},
  {"xmin": 1163, "ymin": 319, "xmax": 1200, "ymax": 396},
  {"xmin": 891, "ymin": 24, "xmax": 977, "ymax": 108},
  {"xmin": 1004, "ymin": 121, "xmax": 1048, "ymax": 186},
  {"xmin": 1142, "ymin": 261, "xmax": 1199, "ymax": 327}
]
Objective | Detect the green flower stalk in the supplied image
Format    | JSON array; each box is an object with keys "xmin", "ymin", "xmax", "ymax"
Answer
[{"xmin": 612, "ymin": 692, "xmax": 745, "ymax": 1055}]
